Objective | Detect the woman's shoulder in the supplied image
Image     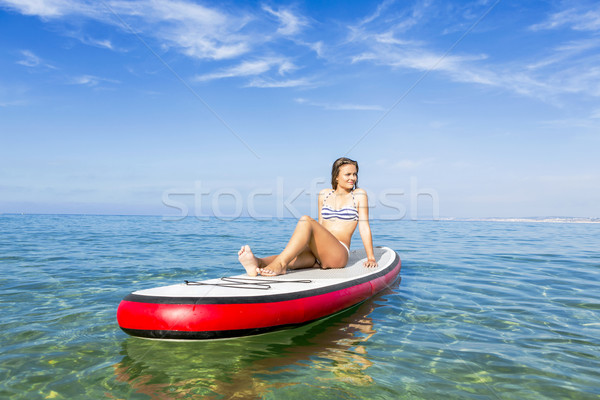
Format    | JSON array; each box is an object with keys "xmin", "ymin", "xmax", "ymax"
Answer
[
  {"xmin": 319, "ymin": 188, "xmax": 333, "ymax": 196},
  {"xmin": 353, "ymin": 188, "xmax": 369, "ymax": 205}
]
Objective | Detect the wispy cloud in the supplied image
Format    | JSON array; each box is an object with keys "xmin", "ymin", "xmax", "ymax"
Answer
[
  {"xmin": 346, "ymin": 1, "xmax": 496, "ymax": 87},
  {"xmin": 16, "ymin": 49, "xmax": 41, "ymax": 67},
  {"xmin": 345, "ymin": 1, "xmax": 600, "ymax": 101},
  {"xmin": 82, "ymin": 37, "xmax": 115, "ymax": 50},
  {"xmin": 262, "ymin": 4, "xmax": 308, "ymax": 36},
  {"xmin": 4, "ymin": 0, "xmax": 599, "ymax": 103},
  {"xmin": 194, "ymin": 59, "xmax": 273, "ymax": 82},
  {"xmin": 0, "ymin": 0, "xmax": 318, "ymax": 63},
  {"xmin": 247, "ymin": 78, "xmax": 312, "ymax": 88},
  {"xmin": 106, "ymin": 0, "xmax": 252, "ymax": 60},
  {"xmin": 1, "ymin": 0, "xmax": 317, "ymax": 86},
  {"xmin": 295, "ymin": 98, "xmax": 384, "ymax": 111},
  {"xmin": 308, "ymin": 41, "xmax": 324, "ymax": 57},
  {"xmin": 526, "ymin": 38, "xmax": 600, "ymax": 70},
  {"xmin": 1, "ymin": 0, "xmax": 256, "ymax": 60},
  {"xmin": 69, "ymin": 74, "xmax": 120, "ymax": 87},
  {"xmin": 0, "ymin": 0, "xmax": 92, "ymax": 17},
  {"xmin": 16, "ymin": 49, "xmax": 57, "ymax": 69},
  {"xmin": 530, "ymin": 5, "xmax": 600, "ymax": 32},
  {"xmin": 194, "ymin": 57, "xmax": 298, "ymax": 82},
  {"xmin": 351, "ymin": 45, "xmax": 489, "ymax": 79},
  {"xmin": 357, "ymin": 0, "xmax": 396, "ymax": 26}
]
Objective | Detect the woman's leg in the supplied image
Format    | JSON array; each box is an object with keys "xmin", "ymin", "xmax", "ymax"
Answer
[
  {"xmin": 259, "ymin": 215, "xmax": 348, "ymax": 276},
  {"xmin": 238, "ymin": 245, "xmax": 319, "ymax": 277},
  {"xmin": 260, "ymin": 248, "xmax": 318, "ymax": 270}
]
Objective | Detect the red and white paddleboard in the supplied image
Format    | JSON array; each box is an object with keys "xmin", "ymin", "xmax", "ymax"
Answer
[{"xmin": 117, "ymin": 246, "xmax": 400, "ymax": 340}]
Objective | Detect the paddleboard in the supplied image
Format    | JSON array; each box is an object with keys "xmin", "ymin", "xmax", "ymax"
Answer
[{"xmin": 117, "ymin": 246, "xmax": 400, "ymax": 340}]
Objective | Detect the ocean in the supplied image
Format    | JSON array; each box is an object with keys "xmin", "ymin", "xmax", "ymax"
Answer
[{"xmin": 1, "ymin": 214, "xmax": 599, "ymax": 399}]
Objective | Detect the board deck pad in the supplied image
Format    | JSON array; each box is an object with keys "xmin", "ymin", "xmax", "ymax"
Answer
[
  {"xmin": 131, "ymin": 247, "xmax": 394, "ymax": 299},
  {"xmin": 117, "ymin": 246, "xmax": 400, "ymax": 339}
]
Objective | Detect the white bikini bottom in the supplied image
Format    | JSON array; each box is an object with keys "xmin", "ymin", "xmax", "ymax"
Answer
[{"xmin": 339, "ymin": 241, "xmax": 350, "ymax": 254}]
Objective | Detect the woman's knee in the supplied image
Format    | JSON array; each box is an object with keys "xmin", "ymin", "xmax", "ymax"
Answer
[{"xmin": 297, "ymin": 215, "xmax": 315, "ymax": 227}]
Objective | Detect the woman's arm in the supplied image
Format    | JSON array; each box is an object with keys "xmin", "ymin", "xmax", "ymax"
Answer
[
  {"xmin": 317, "ymin": 188, "xmax": 327, "ymax": 224},
  {"xmin": 356, "ymin": 189, "xmax": 377, "ymax": 267}
]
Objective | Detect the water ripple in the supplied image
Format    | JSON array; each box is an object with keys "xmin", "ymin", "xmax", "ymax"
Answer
[{"xmin": 1, "ymin": 216, "xmax": 599, "ymax": 399}]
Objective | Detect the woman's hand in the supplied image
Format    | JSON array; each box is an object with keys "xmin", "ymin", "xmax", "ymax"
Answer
[{"xmin": 363, "ymin": 258, "xmax": 378, "ymax": 268}]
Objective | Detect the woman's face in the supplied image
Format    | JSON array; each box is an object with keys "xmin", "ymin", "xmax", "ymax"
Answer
[{"xmin": 337, "ymin": 164, "xmax": 357, "ymax": 190}]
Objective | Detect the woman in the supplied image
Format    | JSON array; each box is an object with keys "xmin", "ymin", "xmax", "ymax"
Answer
[{"xmin": 238, "ymin": 157, "xmax": 377, "ymax": 276}]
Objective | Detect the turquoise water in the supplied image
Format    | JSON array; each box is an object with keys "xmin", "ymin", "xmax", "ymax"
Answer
[{"xmin": 1, "ymin": 215, "xmax": 599, "ymax": 399}]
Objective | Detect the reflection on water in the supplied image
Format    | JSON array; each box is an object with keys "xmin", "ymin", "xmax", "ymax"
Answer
[{"xmin": 114, "ymin": 279, "xmax": 400, "ymax": 399}]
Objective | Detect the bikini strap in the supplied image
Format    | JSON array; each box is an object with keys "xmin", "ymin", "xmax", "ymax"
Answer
[
  {"xmin": 322, "ymin": 190, "xmax": 334, "ymax": 206},
  {"xmin": 323, "ymin": 190, "xmax": 357, "ymax": 208}
]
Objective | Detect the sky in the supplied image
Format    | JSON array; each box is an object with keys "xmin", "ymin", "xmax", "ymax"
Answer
[{"xmin": 1, "ymin": 0, "xmax": 599, "ymax": 219}]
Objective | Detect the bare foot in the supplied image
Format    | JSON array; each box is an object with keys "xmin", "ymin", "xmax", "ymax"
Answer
[
  {"xmin": 258, "ymin": 259, "xmax": 287, "ymax": 276},
  {"xmin": 238, "ymin": 245, "xmax": 259, "ymax": 277}
]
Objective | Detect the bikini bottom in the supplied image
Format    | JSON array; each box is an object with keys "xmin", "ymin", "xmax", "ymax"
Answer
[{"xmin": 339, "ymin": 241, "xmax": 350, "ymax": 254}]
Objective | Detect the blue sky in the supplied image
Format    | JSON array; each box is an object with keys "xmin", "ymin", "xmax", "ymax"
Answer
[{"xmin": 1, "ymin": 0, "xmax": 599, "ymax": 219}]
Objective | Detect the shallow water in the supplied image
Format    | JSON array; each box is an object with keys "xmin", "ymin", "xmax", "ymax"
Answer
[{"xmin": 1, "ymin": 215, "xmax": 599, "ymax": 399}]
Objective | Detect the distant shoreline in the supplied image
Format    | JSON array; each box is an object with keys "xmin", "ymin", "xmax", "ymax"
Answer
[{"xmin": 437, "ymin": 217, "xmax": 600, "ymax": 224}]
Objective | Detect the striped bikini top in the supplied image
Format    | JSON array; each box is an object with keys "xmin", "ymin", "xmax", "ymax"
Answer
[{"xmin": 321, "ymin": 190, "xmax": 359, "ymax": 221}]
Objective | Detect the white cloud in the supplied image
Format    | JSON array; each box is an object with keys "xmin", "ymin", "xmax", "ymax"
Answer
[
  {"xmin": 530, "ymin": 5, "xmax": 600, "ymax": 32},
  {"xmin": 2, "ymin": 0, "xmax": 320, "ymax": 90},
  {"xmin": 107, "ymin": 0, "xmax": 252, "ymax": 60},
  {"xmin": 70, "ymin": 74, "xmax": 119, "ymax": 87},
  {"xmin": 346, "ymin": 3, "xmax": 497, "ymax": 88},
  {"xmin": 277, "ymin": 60, "xmax": 297, "ymax": 75},
  {"xmin": 526, "ymin": 38, "xmax": 600, "ymax": 70},
  {"xmin": 16, "ymin": 49, "xmax": 57, "ymax": 69},
  {"xmin": 7, "ymin": 0, "xmax": 598, "ymax": 101},
  {"xmin": 1, "ymin": 0, "xmax": 254, "ymax": 60},
  {"xmin": 351, "ymin": 41, "xmax": 490, "ymax": 84},
  {"xmin": 0, "ymin": 0, "xmax": 319, "ymax": 68},
  {"xmin": 354, "ymin": 0, "xmax": 430, "ymax": 35},
  {"xmin": 262, "ymin": 5, "xmax": 308, "ymax": 36},
  {"xmin": 345, "ymin": 2, "xmax": 600, "ymax": 102},
  {"xmin": 87, "ymin": 38, "xmax": 114, "ymax": 50},
  {"xmin": 246, "ymin": 78, "xmax": 311, "ymax": 88},
  {"xmin": 16, "ymin": 49, "xmax": 41, "ymax": 67},
  {"xmin": 0, "ymin": 0, "xmax": 90, "ymax": 17},
  {"xmin": 357, "ymin": 0, "xmax": 395, "ymax": 26},
  {"xmin": 374, "ymin": 31, "xmax": 420, "ymax": 46},
  {"xmin": 309, "ymin": 41, "xmax": 324, "ymax": 57},
  {"xmin": 518, "ymin": 37, "xmax": 600, "ymax": 98},
  {"xmin": 194, "ymin": 58, "xmax": 296, "ymax": 82}
]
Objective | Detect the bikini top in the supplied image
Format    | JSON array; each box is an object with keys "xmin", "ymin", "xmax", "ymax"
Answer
[{"xmin": 321, "ymin": 190, "xmax": 359, "ymax": 221}]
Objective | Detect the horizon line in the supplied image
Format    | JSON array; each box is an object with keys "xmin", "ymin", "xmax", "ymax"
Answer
[{"xmin": 1, "ymin": 213, "xmax": 599, "ymax": 223}]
